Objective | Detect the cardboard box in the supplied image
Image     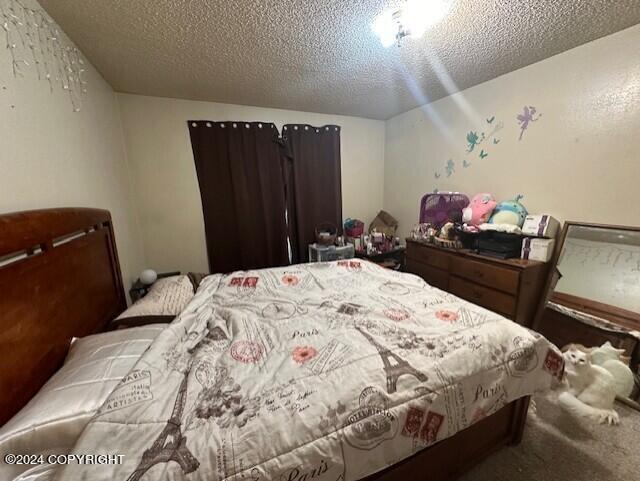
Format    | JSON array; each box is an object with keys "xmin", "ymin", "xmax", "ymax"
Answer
[
  {"xmin": 369, "ymin": 210, "xmax": 398, "ymax": 237},
  {"xmin": 522, "ymin": 215, "xmax": 560, "ymax": 238},
  {"xmin": 521, "ymin": 237, "xmax": 555, "ymax": 262}
]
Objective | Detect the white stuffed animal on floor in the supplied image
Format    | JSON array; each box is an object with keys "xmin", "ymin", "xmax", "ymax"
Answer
[
  {"xmin": 590, "ymin": 341, "xmax": 635, "ymax": 398},
  {"xmin": 558, "ymin": 344, "xmax": 619, "ymax": 425}
]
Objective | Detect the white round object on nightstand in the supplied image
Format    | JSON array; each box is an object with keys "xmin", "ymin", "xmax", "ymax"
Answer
[{"xmin": 140, "ymin": 269, "xmax": 158, "ymax": 285}]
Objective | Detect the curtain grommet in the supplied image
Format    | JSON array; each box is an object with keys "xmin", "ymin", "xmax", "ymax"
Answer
[
  {"xmin": 233, "ymin": 123, "xmax": 237, "ymax": 128},
  {"xmin": 191, "ymin": 122, "xmax": 197, "ymax": 127},
  {"xmin": 221, "ymin": 123, "xmax": 225, "ymax": 128},
  {"xmin": 206, "ymin": 122, "xmax": 212, "ymax": 127}
]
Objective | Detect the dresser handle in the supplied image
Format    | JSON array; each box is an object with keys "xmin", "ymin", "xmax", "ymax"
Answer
[{"xmin": 473, "ymin": 270, "xmax": 484, "ymax": 278}]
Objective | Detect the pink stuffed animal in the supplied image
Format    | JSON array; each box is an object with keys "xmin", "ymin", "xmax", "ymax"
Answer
[{"xmin": 462, "ymin": 193, "xmax": 497, "ymax": 227}]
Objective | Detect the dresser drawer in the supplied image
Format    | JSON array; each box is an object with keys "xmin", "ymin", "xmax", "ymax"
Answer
[
  {"xmin": 406, "ymin": 260, "xmax": 449, "ymax": 291},
  {"xmin": 449, "ymin": 276, "xmax": 517, "ymax": 317},
  {"xmin": 407, "ymin": 243, "xmax": 451, "ymax": 271},
  {"xmin": 450, "ymin": 256, "xmax": 520, "ymax": 294}
]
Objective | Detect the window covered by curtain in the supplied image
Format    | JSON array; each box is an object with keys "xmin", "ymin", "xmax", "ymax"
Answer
[
  {"xmin": 187, "ymin": 121, "xmax": 290, "ymax": 273},
  {"xmin": 282, "ymin": 124, "xmax": 342, "ymax": 263}
]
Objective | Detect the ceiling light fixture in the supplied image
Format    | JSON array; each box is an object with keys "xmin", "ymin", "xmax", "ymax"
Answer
[{"xmin": 373, "ymin": 0, "xmax": 454, "ymax": 47}]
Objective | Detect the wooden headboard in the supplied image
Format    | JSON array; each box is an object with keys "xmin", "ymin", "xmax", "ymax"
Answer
[{"xmin": 0, "ymin": 208, "xmax": 127, "ymax": 425}]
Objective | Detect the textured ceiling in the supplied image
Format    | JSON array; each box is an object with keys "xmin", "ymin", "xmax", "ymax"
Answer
[{"xmin": 39, "ymin": 0, "xmax": 640, "ymax": 120}]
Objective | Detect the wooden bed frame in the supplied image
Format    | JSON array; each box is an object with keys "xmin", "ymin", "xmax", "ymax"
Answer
[
  {"xmin": 0, "ymin": 208, "xmax": 126, "ymax": 426},
  {"xmin": 0, "ymin": 208, "xmax": 529, "ymax": 481}
]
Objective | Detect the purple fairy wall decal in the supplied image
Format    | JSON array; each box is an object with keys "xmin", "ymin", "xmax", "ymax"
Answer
[{"xmin": 517, "ymin": 106, "xmax": 541, "ymax": 140}]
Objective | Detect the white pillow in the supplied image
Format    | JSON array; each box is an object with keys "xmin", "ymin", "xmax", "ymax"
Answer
[
  {"xmin": 0, "ymin": 325, "xmax": 165, "ymax": 480},
  {"xmin": 116, "ymin": 275, "xmax": 197, "ymax": 320},
  {"xmin": 7, "ymin": 450, "xmax": 67, "ymax": 481},
  {"xmin": 10, "ymin": 463, "xmax": 58, "ymax": 481}
]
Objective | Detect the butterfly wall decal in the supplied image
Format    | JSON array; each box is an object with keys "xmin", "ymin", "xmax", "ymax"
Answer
[{"xmin": 445, "ymin": 159, "xmax": 455, "ymax": 177}]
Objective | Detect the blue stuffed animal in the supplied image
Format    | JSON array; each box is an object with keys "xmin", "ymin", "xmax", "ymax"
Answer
[{"xmin": 489, "ymin": 195, "xmax": 528, "ymax": 227}]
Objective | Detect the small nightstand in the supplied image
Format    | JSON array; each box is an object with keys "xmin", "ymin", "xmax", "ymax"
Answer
[
  {"xmin": 129, "ymin": 271, "xmax": 180, "ymax": 302},
  {"xmin": 308, "ymin": 244, "xmax": 355, "ymax": 262},
  {"xmin": 355, "ymin": 246, "xmax": 406, "ymax": 270}
]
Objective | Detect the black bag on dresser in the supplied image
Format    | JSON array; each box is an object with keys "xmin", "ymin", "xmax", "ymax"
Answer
[{"xmin": 477, "ymin": 231, "xmax": 523, "ymax": 259}]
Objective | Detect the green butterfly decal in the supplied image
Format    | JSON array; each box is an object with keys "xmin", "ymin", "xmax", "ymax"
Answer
[
  {"xmin": 445, "ymin": 159, "xmax": 455, "ymax": 177},
  {"xmin": 479, "ymin": 150, "xmax": 488, "ymax": 159},
  {"xmin": 466, "ymin": 131, "xmax": 480, "ymax": 153},
  {"xmin": 493, "ymin": 138, "xmax": 500, "ymax": 144},
  {"xmin": 486, "ymin": 116, "xmax": 495, "ymax": 124}
]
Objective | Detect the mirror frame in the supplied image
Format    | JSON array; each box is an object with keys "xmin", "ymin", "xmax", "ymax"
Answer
[{"xmin": 534, "ymin": 221, "xmax": 640, "ymax": 331}]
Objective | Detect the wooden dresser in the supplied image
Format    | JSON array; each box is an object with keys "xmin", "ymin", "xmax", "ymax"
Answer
[{"xmin": 406, "ymin": 239, "xmax": 549, "ymax": 327}]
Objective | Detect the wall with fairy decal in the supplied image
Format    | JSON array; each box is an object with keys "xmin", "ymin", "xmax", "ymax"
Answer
[
  {"xmin": 383, "ymin": 24, "xmax": 640, "ymax": 238},
  {"xmin": 0, "ymin": 0, "xmax": 144, "ymax": 290}
]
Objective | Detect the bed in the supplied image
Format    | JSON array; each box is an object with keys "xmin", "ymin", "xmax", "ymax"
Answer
[{"xmin": 0, "ymin": 208, "xmax": 563, "ymax": 481}]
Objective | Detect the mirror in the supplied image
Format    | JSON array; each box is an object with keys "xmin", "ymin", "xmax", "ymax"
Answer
[
  {"xmin": 554, "ymin": 224, "xmax": 640, "ymax": 320},
  {"xmin": 542, "ymin": 222, "xmax": 640, "ymax": 408}
]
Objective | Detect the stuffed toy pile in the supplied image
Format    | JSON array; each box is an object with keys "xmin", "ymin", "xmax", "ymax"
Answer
[
  {"xmin": 461, "ymin": 193, "xmax": 497, "ymax": 232},
  {"xmin": 488, "ymin": 194, "xmax": 528, "ymax": 228}
]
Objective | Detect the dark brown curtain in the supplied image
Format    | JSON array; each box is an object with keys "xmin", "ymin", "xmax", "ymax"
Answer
[
  {"xmin": 188, "ymin": 121, "xmax": 289, "ymax": 273},
  {"xmin": 282, "ymin": 124, "xmax": 342, "ymax": 263}
]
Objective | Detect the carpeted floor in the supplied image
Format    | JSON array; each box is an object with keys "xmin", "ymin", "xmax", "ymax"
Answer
[{"xmin": 459, "ymin": 396, "xmax": 640, "ymax": 481}]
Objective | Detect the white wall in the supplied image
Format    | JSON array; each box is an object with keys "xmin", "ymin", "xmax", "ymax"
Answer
[
  {"xmin": 5, "ymin": 5, "xmax": 638, "ymax": 285},
  {"xmin": 117, "ymin": 94, "xmax": 385, "ymax": 273},
  {"xmin": 384, "ymin": 24, "xmax": 640, "ymax": 239},
  {"xmin": 0, "ymin": 2, "xmax": 143, "ymax": 291}
]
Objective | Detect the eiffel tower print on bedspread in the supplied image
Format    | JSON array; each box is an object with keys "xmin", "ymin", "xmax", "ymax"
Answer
[
  {"xmin": 355, "ymin": 326, "xmax": 427, "ymax": 393},
  {"xmin": 127, "ymin": 369, "xmax": 199, "ymax": 481}
]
